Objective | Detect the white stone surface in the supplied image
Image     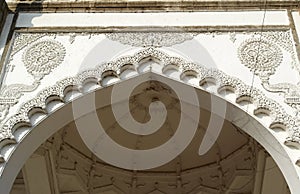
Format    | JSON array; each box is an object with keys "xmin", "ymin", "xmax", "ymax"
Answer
[
  {"xmin": 16, "ymin": 11, "xmax": 289, "ymax": 28},
  {"xmin": 2, "ymin": 31, "xmax": 297, "ymax": 120}
]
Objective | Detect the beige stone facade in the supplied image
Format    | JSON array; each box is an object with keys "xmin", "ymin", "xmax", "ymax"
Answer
[{"xmin": 1, "ymin": 1, "xmax": 300, "ymax": 194}]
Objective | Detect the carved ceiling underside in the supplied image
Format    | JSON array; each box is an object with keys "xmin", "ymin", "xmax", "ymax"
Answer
[
  {"xmin": 9, "ymin": 78, "xmax": 290, "ymax": 193},
  {"xmin": 9, "ymin": 119, "xmax": 272, "ymax": 194},
  {"xmin": 0, "ymin": 30, "xmax": 300, "ymax": 171}
]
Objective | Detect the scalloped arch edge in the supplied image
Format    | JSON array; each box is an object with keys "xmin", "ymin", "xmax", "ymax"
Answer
[{"xmin": 0, "ymin": 47, "xmax": 299, "ymax": 166}]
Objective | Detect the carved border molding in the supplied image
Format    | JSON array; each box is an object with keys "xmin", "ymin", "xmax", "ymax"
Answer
[
  {"xmin": 105, "ymin": 32, "xmax": 197, "ymax": 47},
  {"xmin": 6, "ymin": 1, "xmax": 300, "ymax": 12},
  {"xmin": 0, "ymin": 48, "xmax": 299, "ymax": 166}
]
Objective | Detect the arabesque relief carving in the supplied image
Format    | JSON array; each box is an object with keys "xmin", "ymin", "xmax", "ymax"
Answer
[
  {"xmin": 105, "ymin": 32, "xmax": 197, "ymax": 47},
  {"xmin": 0, "ymin": 39, "xmax": 66, "ymax": 122},
  {"xmin": 1, "ymin": 31, "xmax": 300, "ymax": 167},
  {"xmin": 238, "ymin": 38, "xmax": 283, "ymax": 77},
  {"xmin": 22, "ymin": 40, "xmax": 66, "ymax": 79},
  {"xmin": 238, "ymin": 30, "xmax": 300, "ymax": 113},
  {"xmin": 0, "ymin": 48, "xmax": 299, "ymax": 166}
]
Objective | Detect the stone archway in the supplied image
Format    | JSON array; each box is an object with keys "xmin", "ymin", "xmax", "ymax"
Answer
[
  {"xmin": 0, "ymin": 48, "xmax": 299, "ymax": 193},
  {"xmin": 9, "ymin": 79, "xmax": 291, "ymax": 193}
]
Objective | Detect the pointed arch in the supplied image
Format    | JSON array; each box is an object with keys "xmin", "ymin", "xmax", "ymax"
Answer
[{"xmin": 0, "ymin": 48, "xmax": 299, "ymax": 193}]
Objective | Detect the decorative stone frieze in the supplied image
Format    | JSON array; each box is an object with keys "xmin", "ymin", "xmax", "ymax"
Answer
[
  {"xmin": 0, "ymin": 82, "xmax": 40, "ymax": 121},
  {"xmin": 0, "ymin": 39, "xmax": 66, "ymax": 124},
  {"xmin": 261, "ymin": 30, "xmax": 300, "ymax": 73},
  {"xmin": 105, "ymin": 32, "xmax": 197, "ymax": 47},
  {"xmin": 0, "ymin": 48, "xmax": 299, "ymax": 163},
  {"xmin": 7, "ymin": 33, "xmax": 47, "ymax": 72},
  {"xmin": 11, "ymin": 33, "xmax": 46, "ymax": 58},
  {"xmin": 238, "ymin": 31, "xmax": 300, "ymax": 114}
]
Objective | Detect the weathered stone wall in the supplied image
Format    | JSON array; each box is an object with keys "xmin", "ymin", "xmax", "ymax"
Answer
[{"xmin": 0, "ymin": 1, "xmax": 8, "ymax": 32}]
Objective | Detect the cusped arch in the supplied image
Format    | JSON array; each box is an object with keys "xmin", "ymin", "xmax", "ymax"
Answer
[{"xmin": 0, "ymin": 48, "xmax": 299, "ymax": 193}]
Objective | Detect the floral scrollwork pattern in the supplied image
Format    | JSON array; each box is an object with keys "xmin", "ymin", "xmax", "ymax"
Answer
[
  {"xmin": 22, "ymin": 40, "xmax": 66, "ymax": 80},
  {"xmin": 105, "ymin": 32, "xmax": 197, "ymax": 47},
  {"xmin": 0, "ymin": 40, "xmax": 66, "ymax": 124},
  {"xmin": 238, "ymin": 32, "xmax": 300, "ymax": 113},
  {"xmin": 0, "ymin": 48, "xmax": 299, "ymax": 168},
  {"xmin": 238, "ymin": 38, "xmax": 283, "ymax": 77}
]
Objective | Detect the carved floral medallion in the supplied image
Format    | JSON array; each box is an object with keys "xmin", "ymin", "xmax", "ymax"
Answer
[
  {"xmin": 22, "ymin": 40, "xmax": 66, "ymax": 80},
  {"xmin": 238, "ymin": 38, "xmax": 283, "ymax": 77}
]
